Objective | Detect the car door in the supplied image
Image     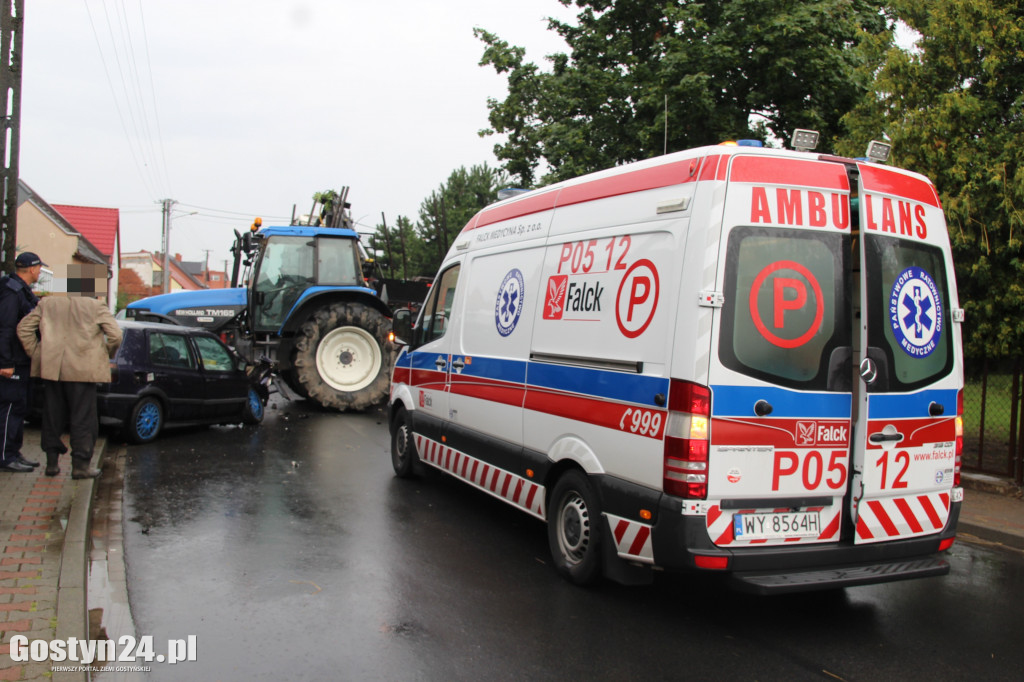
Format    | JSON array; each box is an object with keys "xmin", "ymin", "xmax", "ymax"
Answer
[
  {"xmin": 706, "ymin": 154, "xmax": 855, "ymax": 547},
  {"xmin": 706, "ymin": 153, "xmax": 961, "ymax": 549},
  {"xmin": 147, "ymin": 330, "xmax": 202, "ymax": 421},
  {"xmin": 402, "ymin": 263, "xmax": 462, "ymax": 444},
  {"xmin": 192, "ymin": 334, "xmax": 248, "ymax": 419},
  {"xmin": 849, "ymin": 163, "xmax": 963, "ymax": 543}
]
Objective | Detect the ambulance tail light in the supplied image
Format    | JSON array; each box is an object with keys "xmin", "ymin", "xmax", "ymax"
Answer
[
  {"xmin": 954, "ymin": 389, "xmax": 964, "ymax": 486},
  {"xmin": 664, "ymin": 380, "xmax": 711, "ymax": 499}
]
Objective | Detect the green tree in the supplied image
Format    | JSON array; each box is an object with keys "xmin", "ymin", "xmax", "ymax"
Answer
[
  {"xmin": 477, "ymin": 0, "xmax": 888, "ymax": 186},
  {"xmin": 371, "ymin": 214, "xmax": 417, "ymax": 280},
  {"xmin": 369, "ymin": 163, "xmax": 509, "ymax": 279},
  {"xmin": 413, "ymin": 163, "xmax": 510, "ymax": 275},
  {"xmin": 839, "ymin": 0, "xmax": 1024, "ymax": 359}
]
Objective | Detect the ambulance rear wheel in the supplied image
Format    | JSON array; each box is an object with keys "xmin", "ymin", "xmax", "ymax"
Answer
[
  {"xmin": 390, "ymin": 407, "xmax": 418, "ymax": 478},
  {"xmin": 548, "ymin": 470, "xmax": 603, "ymax": 586}
]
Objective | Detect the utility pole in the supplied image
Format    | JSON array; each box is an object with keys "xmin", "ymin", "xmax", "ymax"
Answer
[
  {"xmin": 160, "ymin": 198, "xmax": 176, "ymax": 293},
  {"xmin": 0, "ymin": 1, "xmax": 24, "ymax": 274},
  {"xmin": 202, "ymin": 248, "xmax": 212, "ymax": 285}
]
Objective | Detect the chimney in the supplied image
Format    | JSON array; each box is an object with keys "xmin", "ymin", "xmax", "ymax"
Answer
[{"xmin": 175, "ymin": 253, "xmax": 182, "ymax": 262}]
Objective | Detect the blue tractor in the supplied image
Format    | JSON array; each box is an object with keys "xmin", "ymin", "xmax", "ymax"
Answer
[{"xmin": 125, "ymin": 201, "xmax": 393, "ymax": 411}]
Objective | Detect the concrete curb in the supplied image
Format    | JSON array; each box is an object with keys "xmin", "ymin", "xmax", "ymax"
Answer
[
  {"xmin": 958, "ymin": 473, "xmax": 1024, "ymax": 552},
  {"xmin": 957, "ymin": 522, "xmax": 1024, "ymax": 551},
  {"xmin": 53, "ymin": 439, "xmax": 106, "ymax": 682}
]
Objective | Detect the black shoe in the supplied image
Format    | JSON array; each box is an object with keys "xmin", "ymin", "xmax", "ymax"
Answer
[
  {"xmin": 15, "ymin": 455, "xmax": 39, "ymax": 468},
  {"xmin": 71, "ymin": 461, "xmax": 101, "ymax": 480},
  {"xmin": 0, "ymin": 459, "xmax": 34, "ymax": 472}
]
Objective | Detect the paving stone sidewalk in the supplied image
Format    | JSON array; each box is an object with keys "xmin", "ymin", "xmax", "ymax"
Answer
[{"xmin": 0, "ymin": 428, "xmax": 103, "ymax": 682}]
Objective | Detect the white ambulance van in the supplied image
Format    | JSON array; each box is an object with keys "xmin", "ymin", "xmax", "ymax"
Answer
[{"xmin": 388, "ymin": 139, "xmax": 964, "ymax": 593}]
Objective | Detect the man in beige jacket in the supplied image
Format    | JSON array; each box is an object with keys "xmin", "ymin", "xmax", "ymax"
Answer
[{"xmin": 17, "ymin": 288, "xmax": 121, "ymax": 478}]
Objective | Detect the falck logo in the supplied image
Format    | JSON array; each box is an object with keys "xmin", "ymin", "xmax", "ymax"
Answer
[
  {"xmin": 796, "ymin": 421, "xmax": 817, "ymax": 446},
  {"xmin": 543, "ymin": 275, "xmax": 568, "ymax": 320},
  {"xmin": 795, "ymin": 420, "xmax": 849, "ymax": 446}
]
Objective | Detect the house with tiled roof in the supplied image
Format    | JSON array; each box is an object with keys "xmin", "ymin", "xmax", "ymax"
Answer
[
  {"xmin": 52, "ymin": 203, "xmax": 121, "ymax": 311},
  {"xmin": 122, "ymin": 250, "xmax": 207, "ymax": 293},
  {"xmin": 15, "ymin": 180, "xmax": 113, "ymax": 305}
]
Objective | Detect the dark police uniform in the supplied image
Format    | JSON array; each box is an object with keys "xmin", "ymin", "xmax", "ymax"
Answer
[{"xmin": 0, "ymin": 272, "xmax": 39, "ymax": 467}]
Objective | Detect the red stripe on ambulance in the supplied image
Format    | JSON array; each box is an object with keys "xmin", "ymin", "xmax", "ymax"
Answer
[
  {"xmin": 859, "ymin": 164, "xmax": 941, "ymax": 208},
  {"xmin": 608, "ymin": 514, "xmax": 654, "ymax": 563},
  {"xmin": 463, "ymin": 156, "xmax": 705, "ymax": 232},
  {"xmin": 448, "ymin": 373, "xmax": 526, "ymax": 408},
  {"xmin": 730, "ymin": 156, "xmax": 850, "ymax": 190},
  {"xmin": 414, "ymin": 434, "xmax": 546, "ymax": 519},
  {"xmin": 854, "ymin": 492, "xmax": 951, "ymax": 543}
]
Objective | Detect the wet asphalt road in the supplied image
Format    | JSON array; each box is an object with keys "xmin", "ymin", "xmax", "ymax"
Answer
[{"xmin": 120, "ymin": 397, "xmax": 1024, "ymax": 681}]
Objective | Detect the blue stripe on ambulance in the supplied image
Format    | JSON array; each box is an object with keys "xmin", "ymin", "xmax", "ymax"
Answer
[
  {"xmin": 867, "ymin": 389, "xmax": 958, "ymax": 419},
  {"xmin": 710, "ymin": 385, "xmax": 852, "ymax": 418},
  {"xmin": 526, "ymin": 362, "xmax": 669, "ymax": 407}
]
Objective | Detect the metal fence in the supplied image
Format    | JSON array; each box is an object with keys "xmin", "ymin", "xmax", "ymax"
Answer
[{"xmin": 963, "ymin": 357, "xmax": 1024, "ymax": 485}]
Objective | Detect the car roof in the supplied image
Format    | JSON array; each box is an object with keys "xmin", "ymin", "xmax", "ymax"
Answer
[{"xmin": 118, "ymin": 320, "xmax": 218, "ymax": 338}]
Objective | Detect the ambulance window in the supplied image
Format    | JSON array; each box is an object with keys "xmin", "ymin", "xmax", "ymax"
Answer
[
  {"xmin": 864, "ymin": 235, "xmax": 952, "ymax": 390},
  {"xmin": 418, "ymin": 264, "xmax": 460, "ymax": 345},
  {"xmin": 720, "ymin": 227, "xmax": 849, "ymax": 390}
]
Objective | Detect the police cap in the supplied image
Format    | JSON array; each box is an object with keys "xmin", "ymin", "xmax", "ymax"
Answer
[{"xmin": 14, "ymin": 252, "xmax": 46, "ymax": 268}]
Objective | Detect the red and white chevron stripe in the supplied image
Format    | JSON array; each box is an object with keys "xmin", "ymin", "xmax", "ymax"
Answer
[
  {"xmin": 705, "ymin": 503, "xmax": 842, "ymax": 546},
  {"xmin": 855, "ymin": 492, "xmax": 951, "ymax": 544},
  {"xmin": 606, "ymin": 514, "xmax": 654, "ymax": 563},
  {"xmin": 414, "ymin": 435, "xmax": 546, "ymax": 520}
]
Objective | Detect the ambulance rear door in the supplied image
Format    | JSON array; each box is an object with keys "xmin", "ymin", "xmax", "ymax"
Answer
[
  {"xmin": 705, "ymin": 153, "xmax": 855, "ymax": 549},
  {"xmin": 850, "ymin": 163, "xmax": 962, "ymax": 544}
]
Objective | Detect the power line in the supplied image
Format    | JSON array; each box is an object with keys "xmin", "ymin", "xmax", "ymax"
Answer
[
  {"xmin": 82, "ymin": 0, "xmax": 172, "ymax": 199},
  {"xmin": 133, "ymin": 0, "xmax": 174, "ymax": 195},
  {"xmin": 83, "ymin": 0, "xmax": 158, "ymax": 199},
  {"xmin": 176, "ymin": 202, "xmax": 290, "ymax": 220}
]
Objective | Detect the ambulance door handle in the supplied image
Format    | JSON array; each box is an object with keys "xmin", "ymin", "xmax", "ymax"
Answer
[
  {"xmin": 754, "ymin": 400, "xmax": 773, "ymax": 417},
  {"xmin": 452, "ymin": 359, "xmax": 465, "ymax": 370},
  {"xmin": 869, "ymin": 431, "xmax": 904, "ymax": 444},
  {"xmin": 929, "ymin": 401, "xmax": 945, "ymax": 417},
  {"xmin": 435, "ymin": 357, "xmax": 447, "ymax": 370}
]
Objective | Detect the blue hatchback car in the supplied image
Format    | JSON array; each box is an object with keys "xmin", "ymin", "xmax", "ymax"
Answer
[{"xmin": 97, "ymin": 321, "xmax": 266, "ymax": 443}]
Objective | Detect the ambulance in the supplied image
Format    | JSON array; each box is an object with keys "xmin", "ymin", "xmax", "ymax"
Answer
[{"xmin": 388, "ymin": 134, "xmax": 964, "ymax": 593}]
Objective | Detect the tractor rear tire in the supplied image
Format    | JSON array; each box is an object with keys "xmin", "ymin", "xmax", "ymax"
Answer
[{"xmin": 292, "ymin": 302, "xmax": 392, "ymax": 411}]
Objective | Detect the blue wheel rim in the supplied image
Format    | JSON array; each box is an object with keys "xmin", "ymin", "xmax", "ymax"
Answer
[
  {"xmin": 136, "ymin": 401, "xmax": 161, "ymax": 440},
  {"xmin": 248, "ymin": 389, "xmax": 264, "ymax": 420}
]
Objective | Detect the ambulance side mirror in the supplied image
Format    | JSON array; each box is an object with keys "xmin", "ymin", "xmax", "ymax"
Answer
[{"xmin": 392, "ymin": 308, "xmax": 414, "ymax": 348}]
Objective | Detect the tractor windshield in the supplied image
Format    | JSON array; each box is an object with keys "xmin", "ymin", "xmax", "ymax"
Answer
[{"xmin": 251, "ymin": 235, "xmax": 364, "ymax": 332}]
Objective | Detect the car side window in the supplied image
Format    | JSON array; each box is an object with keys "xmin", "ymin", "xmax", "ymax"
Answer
[
  {"xmin": 193, "ymin": 336, "xmax": 236, "ymax": 372},
  {"xmin": 149, "ymin": 333, "xmax": 196, "ymax": 369}
]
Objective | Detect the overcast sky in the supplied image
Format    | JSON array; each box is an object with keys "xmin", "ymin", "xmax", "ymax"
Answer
[{"xmin": 20, "ymin": 0, "xmax": 573, "ymax": 269}]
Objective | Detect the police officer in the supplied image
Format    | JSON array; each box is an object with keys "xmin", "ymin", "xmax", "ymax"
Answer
[{"xmin": 0, "ymin": 252, "xmax": 44, "ymax": 472}]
